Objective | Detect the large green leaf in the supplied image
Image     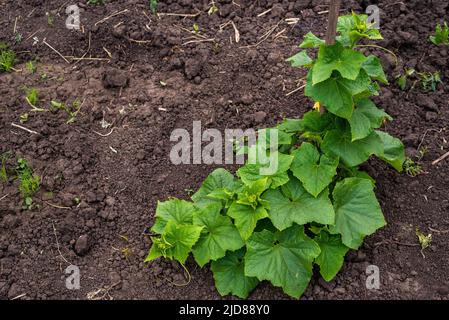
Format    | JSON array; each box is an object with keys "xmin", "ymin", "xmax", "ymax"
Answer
[
  {"xmin": 277, "ymin": 118, "xmax": 303, "ymax": 133},
  {"xmin": 305, "ymin": 69, "xmax": 371, "ymax": 119},
  {"xmin": 192, "ymin": 204, "xmax": 244, "ymax": 267},
  {"xmin": 312, "ymin": 42, "xmax": 366, "ymax": 84},
  {"xmin": 210, "ymin": 249, "xmax": 259, "ymax": 299},
  {"xmin": 330, "ymin": 178, "xmax": 386, "ymax": 249},
  {"xmin": 290, "ymin": 142, "xmax": 339, "ymax": 197},
  {"xmin": 146, "ymin": 221, "xmax": 203, "ymax": 264},
  {"xmin": 244, "ymin": 225, "xmax": 321, "ymax": 298},
  {"xmin": 287, "ymin": 51, "xmax": 312, "ymax": 68},
  {"xmin": 237, "ymin": 152, "xmax": 293, "ymax": 189},
  {"xmin": 362, "ymin": 55, "xmax": 388, "ymax": 84},
  {"xmin": 151, "ymin": 199, "xmax": 197, "ymax": 234},
  {"xmin": 322, "ymin": 128, "xmax": 383, "ymax": 167},
  {"xmin": 191, "ymin": 169, "xmax": 237, "ymax": 208},
  {"xmin": 349, "ymin": 99, "xmax": 392, "ymax": 141},
  {"xmin": 314, "ymin": 231, "xmax": 349, "ymax": 281},
  {"xmin": 299, "ymin": 111, "xmax": 336, "ymax": 134},
  {"xmin": 227, "ymin": 202, "xmax": 268, "ymax": 241},
  {"xmin": 262, "ymin": 176, "xmax": 334, "ymax": 230},
  {"xmin": 375, "ymin": 130, "xmax": 405, "ymax": 172},
  {"xmin": 299, "ymin": 31, "xmax": 325, "ymax": 48}
]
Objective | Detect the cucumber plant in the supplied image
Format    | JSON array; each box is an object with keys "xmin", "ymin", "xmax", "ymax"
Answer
[{"xmin": 145, "ymin": 13, "xmax": 405, "ymax": 299}]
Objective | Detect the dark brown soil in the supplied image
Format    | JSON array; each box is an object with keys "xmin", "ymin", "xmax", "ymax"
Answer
[{"xmin": 1, "ymin": 0, "xmax": 449, "ymax": 300}]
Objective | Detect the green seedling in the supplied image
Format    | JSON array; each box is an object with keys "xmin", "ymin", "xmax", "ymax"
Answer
[
  {"xmin": 25, "ymin": 88, "xmax": 39, "ymax": 106},
  {"xmin": 416, "ymin": 227, "xmax": 432, "ymax": 258},
  {"xmin": 26, "ymin": 60, "xmax": 37, "ymax": 74},
  {"xmin": 15, "ymin": 33, "xmax": 23, "ymax": 44},
  {"xmin": 418, "ymin": 71, "xmax": 442, "ymax": 92},
  {"xmin": 87, "ymin": 0, "xmax": 106, "ymax": 5},
  {"xmin": 430, "ymin": 22, "xmax": 449, "ymax": 45},
  {"xmin": 146, "ymin": 13, "xmax": 406, "ymax": 299},
  {"xmin": 208, "ymin": 2, "xmax": 218, "ymax": 15},
  {"xmin": 25, "ymin": 88, "xmax": 46, "ymax": 112},
  {"xmin": 51, "ymin": 99, "xmax": 82, "ymax": 124},
  {"xmin": 0, "ymin": 152, "xmax": 11, "ymax": 183},
  {"xmin": 73, "ymin": 196, "xmax": 81, "ymax": 205},
  {"xmin": 15, "ymin": 158, "xmax": 41, "ymax": 210},
  {"xmin": 0, "ymin": 42, "xmax": 16, "ymax": 72},
  {"xmin": 149, "ymin": 0, "xmax": 158, "ymax": 14},
  {"xmin": 46, "ymin": 12, "xmax": 54, "ymax": 26},
  {"xmin": 403, "ymin": 158, "xmax": 423, "ymax": 177},
  {"xmin": 20, "ymin": 113, "xmax": 29, "ymax": 123},
  {"xmin": 396, "ymin": 68, "xmax": 415, "ymax": 90},
  {"xmin": 40, "ymin": 73, "xmax": 49, "ymax": 81},
  {"xmin": 193, "ymin": 23, "xmax": 200, "ymax": 34}
]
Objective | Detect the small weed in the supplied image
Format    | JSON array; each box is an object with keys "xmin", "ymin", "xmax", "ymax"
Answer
[
  {"xmin": 430, "ymin": 21, "xmax": 449, "ymax": 45},
  {"xmin": 73, "ymin": 196, "xmax": 81, "ymax": 205},
  {"xmin": 46, "ymin": 12, "xmax": 54, "ymax": 26},
  {"xmin": 416, "ymin": 227, "xmax": 432, "ymax": 258},
  {"xmin": 25, "ymin": 88, "xmax": 39, "ymax": 107},
  {"xmin": 14, "ymin": 33, "xmax": 23, "ymax": 44},
  {"xmin": 403, "ymin": 158, "xmax": 423, "ymax": 177},
  {"xmin": 0, "ymin": 42, "xmax": 15, "ymax": 72},
  {"xmin": 0, "ymin": 152, "xmax": 11, "ymax": 183},
  {"xmin": 149, "ymin": 0, "xmax": 158, "ymax": 13},
  {"xmin": 40, "ymin": 73, "xmax": 49, "ymax": 81},
  {"xmin": 208, "ymin": 1, "xmax": 219, "ymax": 15},
  {"xmin": 87, "ymin": 0, "xmax": 106, "ymax": 5},
  {"xmin": 193, "ymin": 23, "xmax": 200, "ymax": 34},
  {"xmin": 20, "ymin": 113, "xmax": 29, "ymax": 123},
  {"xmin": 26, "ymin": 60, "xmax": 37, "ymax": 74},
  {"xmin": 395, "ymin": 68, "xmax": 415, "ymax": 90},
  {"xmin": 418, "ymin": 71, "xmax": 442, "ymax": 92},
  {"xmin": 51, "ymin": 99, "xmax": 82, "ymax": 124},
  {"xmin": 15, "ymin": 158, "xmax": 41, "ymax": 210}
]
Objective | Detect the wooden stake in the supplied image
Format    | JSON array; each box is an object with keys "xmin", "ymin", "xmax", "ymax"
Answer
[
  {"xmin": 318, "ymin": 0, "xmax": 341, "ymax": 114},
  {"xmin": 325, "ymin": 0, "xmax": 341, "ymax": 45}
]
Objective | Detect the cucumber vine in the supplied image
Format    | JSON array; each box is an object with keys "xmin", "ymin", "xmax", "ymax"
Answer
[{"xmin": 146, "ymin": 13, "xmax": 405, "ymax": 299}]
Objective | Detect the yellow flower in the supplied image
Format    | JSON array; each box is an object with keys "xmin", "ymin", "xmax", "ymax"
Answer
[{"xmin": 313, "ymin": 101, "xmax": 321, "ymax": 111}]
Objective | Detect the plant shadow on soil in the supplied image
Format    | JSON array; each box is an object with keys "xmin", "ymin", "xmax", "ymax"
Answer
[{"xmin": 0, "ymin": 0, "xmax": 448, "ymax": 300}]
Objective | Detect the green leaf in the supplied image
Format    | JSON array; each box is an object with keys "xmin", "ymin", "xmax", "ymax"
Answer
[
  {"xmin": 337, "ymin": 14, "xmax": 383, "ymax": 47},
  {"xmin": 349, "ymin": 99, "xmax": 392, "ymax": 141},
  {"xmin": 191, "ymin": 169, "xmax": 236, "ymax": 208},
  {"xmin": 314, "ymin": 231, "xmax": 349, "ymax": 281},
  {"xmin": 362, "ymin": 55, "xmax": 388, "ymax": 84},
  {"xmin": 151, "ymin": 199, "xmax": 197, "ymax": 234},
  {"xmin": 299, "ymin": 32, "xmax": 325, "ymax": 48},
  {"xmin": 312, "ymin": 42, "xmax": 366, "ymax": 85},
  {"xmin": 237, "ymin": 152, "xmax": 293, "ymax": 189},
  {"xmin": 227, "ymin": 202, "xmax": 268, "ymax": 241},
  {"xmin": 290, "ymin": 142, "xmax": 339, "ymax": 197},
  {"xmin": 262, "ymin": 176, "xmax": 335, "ymax": 230},
  {"xmin": 211, "ymin": 249, "xmax": 259, "ymax": 299},
  {"xmin": 430, "ymin": 22, "xmax": 449, "ymax": 45},
  {"xmin": 322, "ymin": 127, "xmax": 383, "ymax": 167},
  {"xmin": 146, "ymin": 221, "xmax": 203, "ymax": 263},
  {"xmin": 305, "ymin": 69, "xmax": 371, "ymax": 119},
  {"xmin": 286, "ymin": 51, "xmax": 313, "ymax": 68},
  {"xmin": 300, "ymin": 111, "xmax": 335, "ymax": 133},
  {"xmin": 330, "ymin": 178, "xmax": 386, "ymax": 249},
  {"xmin": 277, "ymin": 118, "xmax": 304, "ymax": 133},
  {"xmin": 192, "ymin": 203, "xmax": 244, "ymax": 267},
  {"xmin": 244, "ymin": 225, "xmax": 321, "ymax": 298},
  {"xmin": 375, "ymin": 130, "xmax": 405, "ymax": 172}
]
